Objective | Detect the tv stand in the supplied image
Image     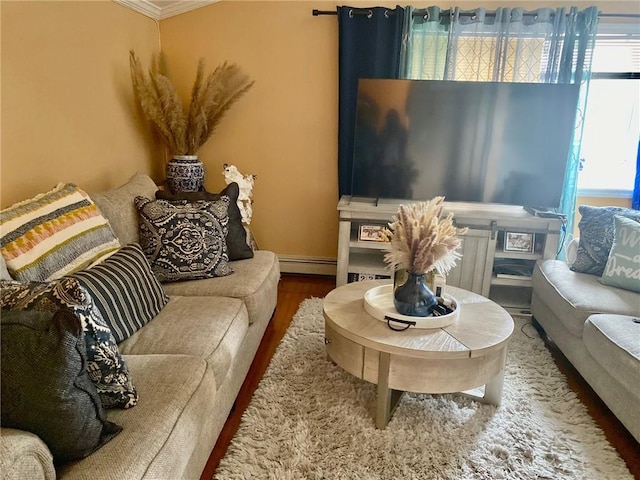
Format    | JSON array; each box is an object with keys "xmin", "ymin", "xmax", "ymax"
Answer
[{"xmin": 337, "ymin": 195, "xmax": 563, "ymax": 316}]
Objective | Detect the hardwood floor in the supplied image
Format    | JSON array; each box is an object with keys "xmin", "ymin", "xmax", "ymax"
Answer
[{"xmin": 201, "ymin": 274, "xmax": 640, "ymax": 479}]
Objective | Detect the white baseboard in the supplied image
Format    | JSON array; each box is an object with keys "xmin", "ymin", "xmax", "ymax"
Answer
[{"xmin": 277, "ymin": 255, "xmax": 336, "ymax": 276}]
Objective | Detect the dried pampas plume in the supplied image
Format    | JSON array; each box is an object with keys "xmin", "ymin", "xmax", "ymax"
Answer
[
  {"xmin": 129, "ymin": 50, "xmax": 254, "ymax": 156},
  {"xmin": 383, "ymin": 197, "xmax": 468, "ymax": 275}
]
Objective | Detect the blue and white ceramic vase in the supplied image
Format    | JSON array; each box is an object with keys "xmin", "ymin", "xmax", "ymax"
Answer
[
  {"xmin": 166, "ymin": 155, "xmax": 205, "ymax": 193},
  {"xmin": 393, "ymin": 271, "xmax": 437, "ymax": 317}
]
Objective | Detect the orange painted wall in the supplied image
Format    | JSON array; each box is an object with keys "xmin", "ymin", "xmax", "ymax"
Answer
[
  {"xmin": 1, "ymin": 0, "xmax": 637, "ymax": 262},
  {"xmin": 0, "ymin": 1, "xmax": 160, "ymax": 208}
]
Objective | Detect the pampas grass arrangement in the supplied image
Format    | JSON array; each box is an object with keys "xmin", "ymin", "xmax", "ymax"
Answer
[
  {"xmin": 129, "ymin": 50, "xmax": 254, "ymax": 156},
  {"xmin": 383, "ymin": 197, "xmax": 468, "ymax": 275}
]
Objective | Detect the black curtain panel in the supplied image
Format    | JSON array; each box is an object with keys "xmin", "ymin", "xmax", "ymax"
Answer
[{"xmin": 337, "ymin": 6, "xmax": 406, "ymax": 197}]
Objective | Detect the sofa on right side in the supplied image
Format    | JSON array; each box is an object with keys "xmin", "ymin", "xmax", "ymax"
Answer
[{"xmin": 531, "ymin": 205, "xmax": 640, "ymax": 443}]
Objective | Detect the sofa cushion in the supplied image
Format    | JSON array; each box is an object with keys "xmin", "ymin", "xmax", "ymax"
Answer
[
  {"xmin": 0, "ymin": 183, "xmax": 120, "ymax": 282},
  {"xmin": 572, "ymin": 205, "xmax": 640, "ymax": 276},
  {"xmin": 599, "ymin": 215, "xmax": 640, "ymax": 293},
  {"xmin": 1, "ymin": 309, "xmax": 122, "ymax": 463},
  {"xmin": 0, "ymin": 278, "xmax": 138, "ymax": 409},
  {"xmin": 156, "ymin": 182, "xmax": 254, "ymax": 261},
  {"xmin": 583, "ymin": 314, "xmax": 640, "ymax": 399},
  {"xmin": 162, "ymin": 250, "xmax": 280, "ymax": 325},
  {"xmin": 90, "ymin": 172, "xmax": 158, "ymax": 246},
  {"xmin": 532, "ymin": 259, "xmax": 640, "ymax": 338},
  {"xmin": 117, "ymin": 296, "xmax": 249, "ymax": 385},
  {"xmin": 57, "ymin": 354, "xmax": 215, "ymax": 480},
  {"xmin": 0, "ymin": 428, "xmax": 56, "ymax": 480},
  {"xmin": 71, "ymin": 244, "xmax": 169, "ymax": 343},
  {"xmin": 135, "ymin": 196, "xmax": 233, "ymax": 282}
]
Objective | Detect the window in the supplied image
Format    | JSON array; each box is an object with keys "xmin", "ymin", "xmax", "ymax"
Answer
[{"xmin": 577, "ymin": 23, "xmax": 640, "ymax": 197}]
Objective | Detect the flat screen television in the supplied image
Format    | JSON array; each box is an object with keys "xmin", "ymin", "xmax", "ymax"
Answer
[{"xmin": 350, "ymin": 78, "xmax": 580, "ymax": 208}]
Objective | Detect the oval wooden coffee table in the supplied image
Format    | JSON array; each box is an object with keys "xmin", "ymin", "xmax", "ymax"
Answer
[{"xmin": 323, "ymin": 280, "xmax": 514, "ymax": 429}]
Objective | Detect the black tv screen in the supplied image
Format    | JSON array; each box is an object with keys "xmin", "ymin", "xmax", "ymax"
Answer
[{"xmin": 351, "ymin": 79, "xmax": 580, "ymax": 208}]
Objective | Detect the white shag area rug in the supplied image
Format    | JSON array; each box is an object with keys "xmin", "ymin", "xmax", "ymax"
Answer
[{"xmin": 215, "ymin": 298, "xmax": 632, "ymax": 479}]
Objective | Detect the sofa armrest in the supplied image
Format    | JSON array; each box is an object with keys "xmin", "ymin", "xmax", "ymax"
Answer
[{"xmin": 0, "ymin": 428, "xmax": 55, "ymax": 480}]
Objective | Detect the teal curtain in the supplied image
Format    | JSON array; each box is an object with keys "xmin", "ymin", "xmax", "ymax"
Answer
[
  {"xmin": 402, "ymin": 6, "xmax": 599, "ymax": 252},
  {"xmin": 545, "ymin": 7, "xmax": 599, "ymax": 241},
  {"xmin": 401, "ymin": 7, "xmax": 451, "ymax": 79}
]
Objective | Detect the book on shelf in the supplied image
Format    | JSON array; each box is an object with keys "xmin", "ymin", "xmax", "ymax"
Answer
[
  {"xmin": 495, "ymin": 273, "xmax": 532, "ymax": 280},
  {"xmin": 347, "ymin": 272, "xmax": 391, "ymax": 283}
]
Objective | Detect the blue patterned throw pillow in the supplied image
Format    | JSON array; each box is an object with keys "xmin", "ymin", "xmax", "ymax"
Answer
[
  {"xmin": 135, "ymin": 196, "xmax": 233, "ymax": 282},
  {"xmin": 155, "ymin": 182, "xmax": 254, "ymax": 261},
  {"xmin": 0, "ymin": 278, "xmax": 138, "ymax": 409},
  {"xmin": 572, "ymin": 205, "xmax": 640, "ymax": 276}
]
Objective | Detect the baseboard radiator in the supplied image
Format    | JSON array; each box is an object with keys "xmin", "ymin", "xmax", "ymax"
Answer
[{"xmin": 277, "ymin": 255, "xmax": 336, "ymax": 276}]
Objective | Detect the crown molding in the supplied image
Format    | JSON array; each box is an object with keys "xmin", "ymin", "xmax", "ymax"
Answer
[
  {"xmin": 113, "ymin": 0, "xmax": 161, "ymax": 19},
  {"xmin": 113, "ymin": 0, "xmax": 219, "ymax": 21},
  {"xmin": 157, "ymin": 0, "xmax": 218, "ymax": 20}
]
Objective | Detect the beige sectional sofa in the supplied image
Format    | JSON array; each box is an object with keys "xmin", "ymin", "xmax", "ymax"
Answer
[
  {"xmin": 1, "ymin": 173, "xmax": 280, "ymax": 479},
  {"xmin": 531, "ymin": 259, "xmax": 639, "ymax": 443}
]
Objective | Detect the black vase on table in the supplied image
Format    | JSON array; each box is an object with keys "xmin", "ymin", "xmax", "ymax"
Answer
[{"xmin": 393, "ymin": 271, "xmax": 437, "ymax": 317}]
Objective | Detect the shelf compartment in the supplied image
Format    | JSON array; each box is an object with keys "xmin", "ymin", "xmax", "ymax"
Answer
[
  {"xmin": 348, "ymin": 252, "xmax": 389, "ymax": 276},
  {"xmin": 489, "ymin": 284, "xmax": 533, "ymax": 310},
  {"xmin": 496, "ymin": 230, "xmax": 548, "ymax": 257}
]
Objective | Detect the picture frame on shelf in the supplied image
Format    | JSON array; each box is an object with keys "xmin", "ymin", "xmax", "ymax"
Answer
[
  {"xmin": 358, "ymin": 224, "xmax": 388, "ymax": 242},
  {"xmin": 504, "ymin": 232, "xmax": 535, "ymax": 253}
]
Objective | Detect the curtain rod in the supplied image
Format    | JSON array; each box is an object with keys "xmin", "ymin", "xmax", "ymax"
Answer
[{"xmin": 311, "ymin": 9, "xmax": 640, "ymax": 19}]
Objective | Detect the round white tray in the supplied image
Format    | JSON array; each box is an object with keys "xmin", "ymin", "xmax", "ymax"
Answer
[{"xmin": 364, "ymin": 284, "xmax": 459, "ymax": 329}]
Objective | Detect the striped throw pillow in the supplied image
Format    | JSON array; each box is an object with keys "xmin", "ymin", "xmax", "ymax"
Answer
[
  {"xmin": 0, "ymin": 183, "xmax": 121, "ymax": 282},
  {"xmin": 71, "ymin": 243, "xmax": 169, "ymax": 343}
]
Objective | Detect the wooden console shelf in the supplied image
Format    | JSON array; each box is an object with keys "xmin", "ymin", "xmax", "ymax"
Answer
[{"xmin": 337, "ymin": 196, "xmax": 563, "ymax": 315}]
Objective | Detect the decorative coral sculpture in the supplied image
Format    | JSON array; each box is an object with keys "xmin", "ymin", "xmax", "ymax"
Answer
[{"xmin": 223, "ymin": 164, "xmax": 256, "ymax": 224}]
